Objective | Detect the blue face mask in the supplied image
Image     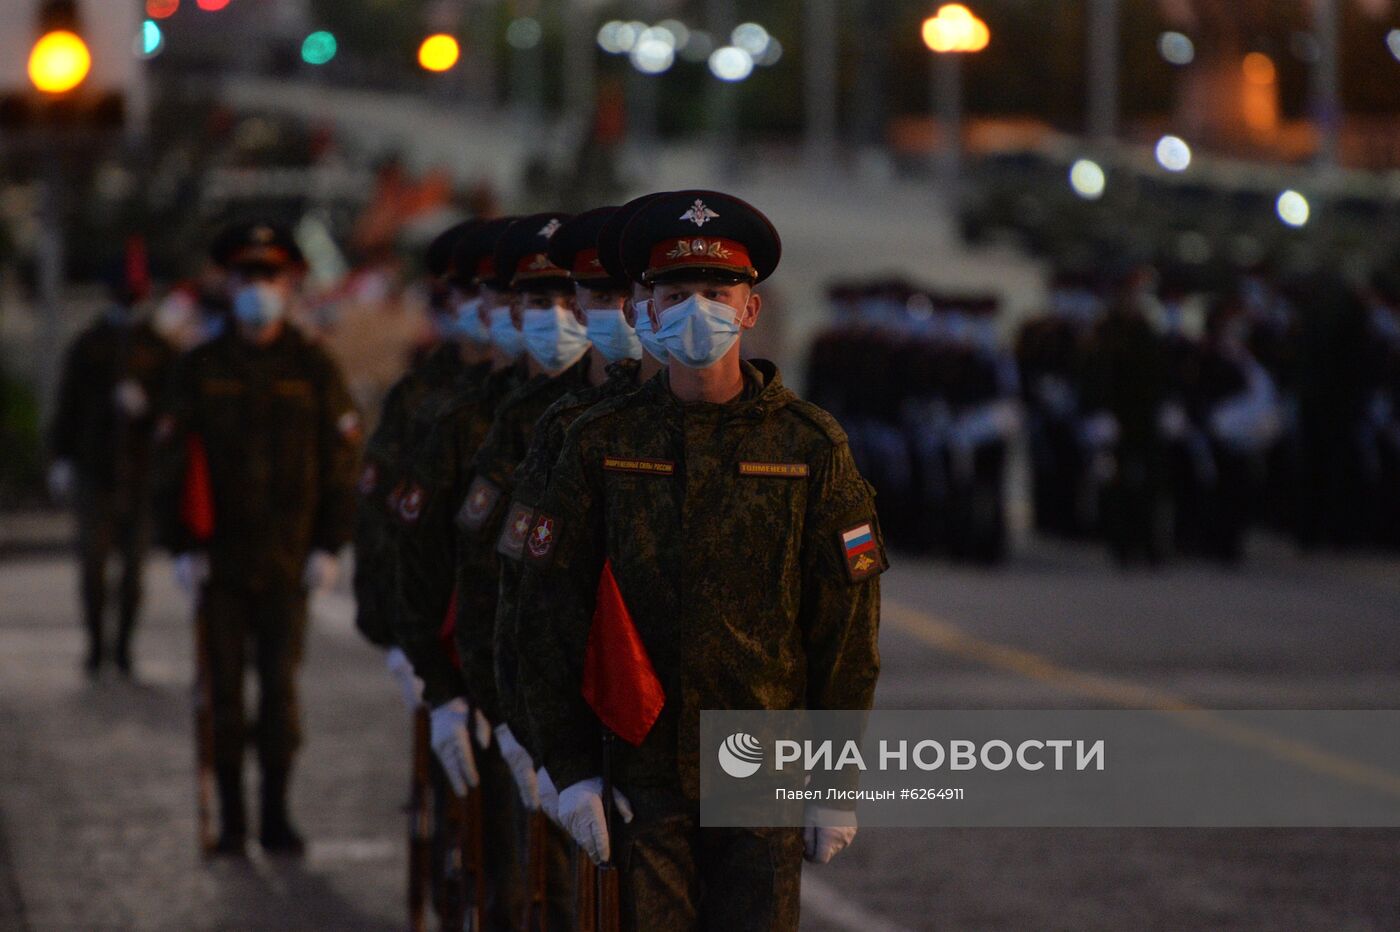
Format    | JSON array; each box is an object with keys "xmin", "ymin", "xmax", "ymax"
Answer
[
  {"xmin": 654, "ymin": 294, "xmax": 742, "ymax": 369},
  {"xmin": 521, "ymin": 305, "xmax": 591, "ymax": 373},
  {"xmin": 488, "ymin": 306, "xmax": 524, "ymax": 358},
  {"xmin": 232, "ymin": 283, "xmax": 287, "ymax": 331},
  {"xmin": 454, "ymin": 298, "xmax": 490, "ymax": 344},
  {"xmin": 633, "ymin": 299, "xmax": 669, "ymax": 363},
  {"xmin": 584, "ymin": 309, "xmax": 642, "ymax": 363}
]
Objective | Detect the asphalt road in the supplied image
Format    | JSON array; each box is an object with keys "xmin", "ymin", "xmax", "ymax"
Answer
[{"xmin": 1, "ymin": 533, "xmax": 1398, "ymax": 931}]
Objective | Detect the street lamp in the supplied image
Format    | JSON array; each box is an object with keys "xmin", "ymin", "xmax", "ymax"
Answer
[{"xmin": 921, "ymin": 4, "xmax": 989, "ymax": 190}]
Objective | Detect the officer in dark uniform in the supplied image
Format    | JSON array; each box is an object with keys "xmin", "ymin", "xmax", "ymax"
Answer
[
  {"xmin": 156, "ymin": 221, "xmax": 361, "ymax": 856},
  {"xmin": 49, "ymin": 266, "xmax": 176, "ymax": 676},
  {"xmin": 516, "ymin": 191, "xmax": 884, "ymax": 931}
]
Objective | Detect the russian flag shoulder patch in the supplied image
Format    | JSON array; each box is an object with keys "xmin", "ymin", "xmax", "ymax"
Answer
[{"xmin": 839, "ymin": 520, "xmax": 885, "ymax": 583}]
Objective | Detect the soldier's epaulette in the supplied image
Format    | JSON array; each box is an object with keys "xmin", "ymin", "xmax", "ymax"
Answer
[
  {"xmin": 782, "ymin": 398, "xmax": 850, "ymax": 447},
  {"xmin": 561, "ymin": 388, "xmax": 641, "ymax": 440}
]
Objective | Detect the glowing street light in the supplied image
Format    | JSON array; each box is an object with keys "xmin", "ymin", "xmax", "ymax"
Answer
[
  {"xmin": 301, "ymin": 31, "xmax": 337, "ymax": 66},
  {"xmin": 1277, "ymin": 190, "xmax": 1310, "ymax": 227},
  {"xmin": 709, "ymin": 45, "xmax": 754, "ymax": 82},
  {"xmin": 418, "ymin": 34, "xmax": 460, "ymax": 72},
  {"xmin": 921, "ymin": 4, "xmax": 990, "ymax": 189},
  {"xmin": 1155, "ymin": 135, "xmax": 1192, "ymax": 172},
  {"xmin": 1069, "ymin": 159, "xmax": 1106, "ymax": 200},
  {"xmin": 29, "ymin": 30, "xmax": 91, "ymax": 94}
]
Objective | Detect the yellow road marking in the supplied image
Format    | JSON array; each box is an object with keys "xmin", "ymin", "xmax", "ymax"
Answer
[{"xmin": 884, "ymin": 598, "xmax": 1400, "ymax": 801}]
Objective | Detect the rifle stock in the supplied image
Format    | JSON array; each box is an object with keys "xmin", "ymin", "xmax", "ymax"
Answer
[
  {"xmin": 193, "ymin": 607, "xmax": 216, "ymax": 857},
  {"xmin": 525, "ymin": 811, "xmax": 549, "ymax": 930},
  {"xmin": 596, "ymin": 732, "xmax": 620, "ymax": 932},
  {"xmin": 576, "ymin": 850, "xmax": 598, "ymax": 932},
  {"xmin": 408, "ymin": 706, "xmax": 431, "ymax": 932},
  {"xmin": 463, "ymin": 782, "xmax": 486, "ymax": 930}
]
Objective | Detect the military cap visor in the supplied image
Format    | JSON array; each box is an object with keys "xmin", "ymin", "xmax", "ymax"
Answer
[
  {"xmin": 596, "ymin": 192, "xmax": 671, "ymax": 282},
  {"xmin": 547, "ymin": 207, "xmax": 626, "ymax": 287},
  {"xmin": 211, "ymin": 221, "xmax": 305, "ymax": 271},
  {"xmin": 619, "ymin": 190, "xmax": 780, "ymax": 285},
  {"xmin": 453, "ymin": 217, "xmax": 518, "ymax": 288},
  {"xmin": 426, "ymin": 219, "xmax": 481, "ymax": 280},
  {"xmin": 495, "ymin": 212, "xmax": 574, "ymax": 289}
]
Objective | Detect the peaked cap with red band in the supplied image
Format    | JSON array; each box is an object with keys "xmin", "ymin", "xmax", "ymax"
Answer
[
  {"xmin": 210, "ymin": 220, "xmax": 305, "ymax": 271},
  {"xmin": 619, "ymin": 190, "xmax": 781, "ymax": 285},
  {"xmin": 452, "ymin": 216, "xmax": 518, "ymax": 289},
  {"xmin": 425, "ymin": 218, "xmax": 481, "ymax": 281},
  {"xmin": 596, "ymin": 192, "xmax": 672, "ymax": 283},
  {"xmin": 547, "ymin": 206, "xmax": 627, "ymax": 289},
  {"xmin": 495, "ymin": 212, "xmax": 574, "ymax": 291}
]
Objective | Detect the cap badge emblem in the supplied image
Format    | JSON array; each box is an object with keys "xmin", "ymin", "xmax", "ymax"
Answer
[{"xmin": 680, "ymin": 199, "xmax": 719, "ymax": 227}]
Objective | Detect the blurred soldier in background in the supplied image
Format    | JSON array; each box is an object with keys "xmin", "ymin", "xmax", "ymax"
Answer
[
  {"xmin": 48, "ymin": 254, "xmax": 177, "ymax": 677},
  {"xmin": 155, "ymin": 220, "xmax": 361, "ymax": 857},
  {"xmin": 1078, "ymin": 268, "xmax": 1173, "ymax": 567},
  {"xmin": 390, "ymin": 216, "xmax": 529, "ymax": 927},
  {"xmin": 352, "ymin": 219, "xmax": 490, "ymax": 692}
]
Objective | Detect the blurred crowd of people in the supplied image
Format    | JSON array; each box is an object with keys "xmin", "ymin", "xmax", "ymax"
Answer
[{"xmin": 807, "ymin": 264, "xmax": 1400, "ymax": 567}]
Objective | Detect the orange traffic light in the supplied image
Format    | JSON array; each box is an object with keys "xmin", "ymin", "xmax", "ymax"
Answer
[
  {"xmin": 418, "ymin": 34, "xmax": 461, "ymax": 72},
  {"xmin": 28, "ymin": 29, "xmax": 91, "ymax": 94}
]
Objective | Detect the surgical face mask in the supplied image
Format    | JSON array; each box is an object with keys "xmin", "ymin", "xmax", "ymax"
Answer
[
  {"xmin": 654, "ymin": 294, "xmax": 742, "ymax": 369},
  {"xmin": 232, "ymin": 283, "xmax": 287, "ymax": 331},
  {"xmin": 584, "ymin": 308, "xmax": 642, "ymax": 363},
  {"xmin": 489, "ymin": 306, "xmax": 524, "ymax": 358},
  {"xmin": 454, "ymin": 297, "xmax": 490, "ymax": 344},
  {"xmin": 521, "ymin": 305, "xmax": 591, "ymax": 372},
  {"xmin": 633, "ymin": 299, "xmax": 669, "ymax": 363}
]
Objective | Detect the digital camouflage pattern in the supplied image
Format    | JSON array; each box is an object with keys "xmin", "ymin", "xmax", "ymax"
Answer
[
  {"xmin": 153, "ymin": 325, "xmax": 360, "ymax": 773},
  {"xmin": 390, "ymin": 363, "xmax": 525, "ymax": 705},
  {"xmin": 516, "ymin": 360, "xmax": 885, "ymax": 798},
  {"xmin": 492, "ymin": 359, "xmax": 643, "ymax": 752},
  {"xmin": 452, "ymin": 356, "xmax": 593, "ymax": 722},
  {"xmin": 352, "ymin": 344, "xmax": 482, "ymax": 647},
  {"xmin": 155, "ymin": 326, "xmax": 360, "ymax": 583}
]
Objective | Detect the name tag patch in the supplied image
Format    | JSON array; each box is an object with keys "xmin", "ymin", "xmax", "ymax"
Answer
[
  {"xmin": 456, "ymin": 477, "xmax": 502, "ymax": 532},
  {"xmin": 839, "ymin": 521, "xmax": 885, "ymax": 583},
  {"xmin": 496, "ymin": 502, "xmax": 536, "ymax": 561},
  {"xmin": 738, "ymin": 461, "xmax": 810, "ymax": 478},
  {"xmin": 603, "ymin": 456, "xmax": 675, "ymax": 476}
]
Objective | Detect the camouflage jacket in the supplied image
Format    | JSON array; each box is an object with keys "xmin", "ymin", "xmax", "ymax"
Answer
[
  {"xmin": 353, "ymin": 344, "xmax": 482, "ymax": 647},
  {"xmin": 154, "ymin": 327, "xmax": 361, "ymax": 587},
  {"xmin": 390, "ymin": 363, "xmax": 524, "ymax": 705},
  {"xmin": 452, "ymin": 355, "xmax": 594, "ymax": 722},
  {"xmin": 516, "ymin": 360, "xmax": 885, "ymax": 799},
  {"xmin": 491, "ymin": 359, "xmax": 643, "ymax": 750}
]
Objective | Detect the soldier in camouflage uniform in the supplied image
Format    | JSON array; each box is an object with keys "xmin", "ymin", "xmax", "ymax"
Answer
[
  {"xmin": 482, "ymin": 205, "xmax": 665, "ymax": 928},
  {"xmin": 516, "ymin": 191, "xmax": 884, "ymax": 931},
  {"xmin": 155, "ymin": 221, "xmax": 361, "ymax": 856},
  {"xmin": 389, "ymin": 217, "xmax": 529, "ymax": 928},
  {"xmin": 353, "ymin": 219, "xmax": 492, "ymax": 701},
  {"xmin": 49, "ymin": 267, "xmax": 176, "ymax": 677}
]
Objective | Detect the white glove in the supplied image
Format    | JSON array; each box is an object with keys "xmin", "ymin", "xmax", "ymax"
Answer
[
  {"xmin": 430, "ymin": 698, "xmax": 480, "ymax": 796},
  {"xmin": 538, "ymin": 767, "xmax": 560, "ymax": 825},
  {"xmin": 495, "ymin": 725, "xmax": 539, "ymax": 810},
  {"xmin": 558, "ymin": 777, "xmax": 634, "ymax": 865},
  {"xmin": 302, "ymin": 549, "xmax": 339, "ymax": 591},
  {"xmin": 802, "ymin": 805, "xmax": 858, "ymax": 865},
  {"xmin": 173, "ymin": 552, "xmax": 210, "ymax": 593},
  {"xmin": 113, "ymin": 379, "xmax": 150, "ymax": 418},
  {"xmin": 47, "ymin": 459, "xmax": 74, "ymax": 502},
  {"xmin": 385, "ymin": 647, "xmax": 422, "ymax": 712}
]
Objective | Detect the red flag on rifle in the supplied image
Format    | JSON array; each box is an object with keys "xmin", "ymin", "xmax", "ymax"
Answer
[
  {"xmin": 582, "ymin": 559, "xmax": 665, "ymax": 747},
  {"xmin": 180, "ymin": 433, "xmax": 215, "ymax": 543}
]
